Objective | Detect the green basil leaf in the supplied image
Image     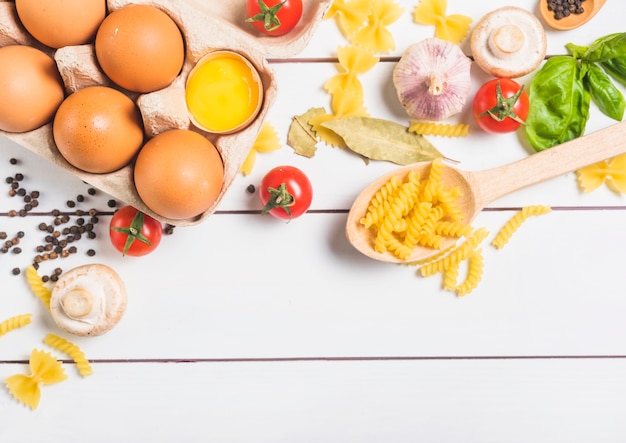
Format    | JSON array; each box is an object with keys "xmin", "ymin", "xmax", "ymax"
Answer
[
  {"xmin": 525, "ymin": 56, "xmax": 591, "ymax": 152},
  {"xmin": 601, "ymin": 56, "xmax": 626, "ymax": 87},
  {"xmin": 574, "ymin": 33, "xmax": 626, "ymax": 62},
  {"xmin": 584, "ymin": 62, "xmax": 625, "ymax": 121}
]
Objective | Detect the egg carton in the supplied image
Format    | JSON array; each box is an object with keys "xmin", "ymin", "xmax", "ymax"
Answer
[{"xmin": 0, "ymin": 0, "xmax": 332, "ymax": 226}]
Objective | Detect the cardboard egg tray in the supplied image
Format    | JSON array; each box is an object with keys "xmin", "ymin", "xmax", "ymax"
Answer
[{"xmin": 0, "ymin": 0, "xmax": 332, "ymax": 225}]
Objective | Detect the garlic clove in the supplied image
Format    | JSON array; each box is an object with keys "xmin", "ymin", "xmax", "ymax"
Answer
[
  {"xmin": 471, "ymin": 6, "xmax": 547, "ymax": 78},
  {"xmin": 392, "ymin": 38, "xmax": 471, "ymax": 121},
  {"xmin": 50, "ymin": 264, "xmax": 127, "ymax": 337}
]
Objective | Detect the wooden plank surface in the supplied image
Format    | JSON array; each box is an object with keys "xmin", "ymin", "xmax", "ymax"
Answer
[{"xmin": 2, "ymin": 0, "xmax": 626, "ymax": 441}]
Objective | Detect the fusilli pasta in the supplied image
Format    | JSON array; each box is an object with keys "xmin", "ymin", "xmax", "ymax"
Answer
[
  {"xmin": 455, "ymin": 249, "xmax": 484, "ymax": 296},
  {"xmin": 491, "ymin": 205, "xmax": 552, "ymax": 249},
  {"xmin": 0, "ymin": 314, "xmax": 32, "ymax": 337},
  {"xmin": 25, "ymin": 264, "xmax": 52, "ymax": 311},
  {"xmin": 419, "ymin": 227, "xmax": 489, "ymax": 277},
  {"xmin": 361, "ymin": 158, "xmax": 474, "ymax": 261},
  {"xmin": 43, "ymin": 333, "xmax": 94, "ymax": 378},
  {"xmin": 409, "ymin": 122, "xmax": 470, "ymax": 137}
]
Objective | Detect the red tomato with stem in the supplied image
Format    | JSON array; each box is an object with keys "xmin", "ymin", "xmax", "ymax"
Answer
[
  {"xmin": 472, "ymin": 78, "xmax": 529, "ymax": 133},
  {"xmin": 109, "ymin": 205, "xmax": 163, "ymax": 256},
  {"xmin": 246, "ymin": 0, "xmax": 303, "ymax": 36},
  {"xmin": 259, "ymin": 166, "xmax": 312, "ymax": 220}
]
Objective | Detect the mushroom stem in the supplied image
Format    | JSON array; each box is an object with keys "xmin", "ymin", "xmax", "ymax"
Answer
[
  {"xmin": 60, "ymin": 288, "xmax": 94, "ymax": 320},
  {"xmin": 427, "ymin": 73, "xmax": 446, "ymax": 96},
  {"xmin": 489, "ymin": 24, "xmax": 525, "ymax": 57}
]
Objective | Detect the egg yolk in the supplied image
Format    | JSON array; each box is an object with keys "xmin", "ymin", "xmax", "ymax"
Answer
[{"xmin": 186, "ymin": 52, "xmax": 262, "ymax": 134}]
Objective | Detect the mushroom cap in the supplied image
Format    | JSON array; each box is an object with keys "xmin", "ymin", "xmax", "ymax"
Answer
[
  {"xmin": 471, "ymin": 6, "xmax": 547, "ymax": 78},
  {"xmin": 50, "ymin": 263, "xmax": 127, "ymax": 337}
]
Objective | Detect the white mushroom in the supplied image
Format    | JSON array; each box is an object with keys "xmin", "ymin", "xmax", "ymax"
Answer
[
  {"xmin": 393, "ymin": 38, "xmax": 472, "ymax": 121},
  {"xmin": 50, "ymin": 264, "xmax": 127, "ymax": 337},
  {"xmin": 471, "ymin": 6, "xmax": 547, "ymax": 78}
]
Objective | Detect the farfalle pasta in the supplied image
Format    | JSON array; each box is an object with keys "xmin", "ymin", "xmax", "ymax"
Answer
[
  {"xmin": 44, "ymin": 333, "xmax": 94, "ymax": 378},
  {"xmin": 309, "ymin": 85, "xmax": 370, "ymax": 148},
  {"xmin": 413, "ymin": 0, "xmax": 472, "ymax": 44},
  {"xmin": 324, "ymin": 45, "xmax": 379, "ymax": 96},
  {"xmin": 4, "ymin": 349, "xmax": 67, "ymax": 410},
  {"xmin": 352, "ymin": 0, "xmax": 404, "ymax": 54},
  {"xmin": 576, "ymin": 153, "xmax": 626, "ymax": 194},
  {"xmin": 0, "ymin": 314, "xmax": 32, "ymax": 337},
  {"xmin": 491, "ymin": 205, "xmax": 552, "ymax": 249},
  {"xmin": 324, "ymin": 0, "xmax": 372, "ymax": 40},
  {"xmin": 25, "ymin": 264, "xmax": 52, "ymax": 311},
  {"xmin": 240, "ymin": 122, "xmax": 281, "ymax": 176},
  {"xmin": 409, "ymin": 121, "xmax": 470, "ymax": 137}
]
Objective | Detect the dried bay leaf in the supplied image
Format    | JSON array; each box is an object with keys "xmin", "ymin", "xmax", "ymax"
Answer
[
  {"xmin": 321, "ymin": 117, "xmax": 443, "ymax": 165},
  {"xmin": 287, "ymin": 107, "xmax": 325, "ymax": 158}
]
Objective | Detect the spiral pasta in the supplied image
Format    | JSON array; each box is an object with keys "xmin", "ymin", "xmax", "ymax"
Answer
[
  {"xmin": 419, "ymin": 227, "xmax": 489, "ymax": 277},
  {"xmin": 361, "ymin": 158, "xmax": 473, "ymax": 261},
  {"xmin": 455, "ymin": 249, "xmax": 484, "ymax": 296},
  {"xmin": 491, "ymin": 205, "xmax": 552, "ymax": 249},
  {"xmin": 25, "ymin": 264, "xmax": 52, "ymax": 311},
  {"xmin": 0, "ymin": 314, "xmax": 32, "ymax": 337},
  {"xmin": 443, "ymin": 261, "xmax": 460, "ymax": 291},
  {"xmin": 409, "ymin": 122, "xmax": 470, "ymax": 137},
  {"xmin": 43, "ymin": 333, "xmax": 94, "ymax": 378}
]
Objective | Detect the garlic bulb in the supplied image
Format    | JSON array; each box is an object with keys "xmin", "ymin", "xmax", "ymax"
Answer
[
  {"xmin": 392, "ymin": 38, "xmax": 471, "ymax": 121},
  {"xmin": 50, "ymin": 264, "xmax": 127, "ymax": 337},
  {"xmin": 470, "ymin": 6, "xmax": 547, "ymax": 78}
]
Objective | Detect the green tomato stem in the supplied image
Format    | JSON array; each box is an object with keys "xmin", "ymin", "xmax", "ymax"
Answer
[
  {"xmin": 261, "ymin": 183, "xmax": 295, "ymax": 216},
  {"xmin": 245, "ymin": 0, "xmax": 286, "ymax": 32}
]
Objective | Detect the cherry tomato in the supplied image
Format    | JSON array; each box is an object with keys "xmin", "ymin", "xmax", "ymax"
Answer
[
  {"xmin": 245, "ymin": 0, "xmax": 303, "ymax": 37},
  {"xmin": 259, "ymin": 166, "xmax": 312, "ymax": 220},
  {"xmin": 109, "ymin": 205, "xmax": 163, "ymax": 256},
  {"xmin": 472, "ymin": 78, "xmax": 530, "ymax": 134}
]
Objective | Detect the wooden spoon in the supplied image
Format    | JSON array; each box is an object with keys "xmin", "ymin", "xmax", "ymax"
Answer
[
  {"xmin": 346, "ymin": 120, "xmax": 626, "ymax": 264},
  {"xmin": 539, "ymin": 0, "xmax": 606, "ymax": 31}
]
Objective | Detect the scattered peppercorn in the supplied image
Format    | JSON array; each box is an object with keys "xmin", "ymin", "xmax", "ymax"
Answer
[
  {"xmin": 246, "ymin": 184, "xmax": 256, "ymax": 194},
  {"xmin": 2, "ymin": 158, "xmax": 105, "ymax": 277},
  {"xmin": 164, "ymin": 224, "xmax": 176, "ymax": 235},
  {"xmin": 547, "ymin": 0, "xmax": 585, "ymax": 20}
]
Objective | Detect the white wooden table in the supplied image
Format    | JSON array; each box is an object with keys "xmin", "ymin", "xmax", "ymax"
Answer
[{"xmin": 2, "ymin": 1, "xmax": 626, "ymax": 441}]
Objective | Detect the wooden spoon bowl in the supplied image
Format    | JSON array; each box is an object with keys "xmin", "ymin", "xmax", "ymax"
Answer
[
  {"xmin": 539, "ymin": 0, "xmax": 606, "ymax": 31},
  {"xmin": 346, "ymin": 120, "xmax": 626, "ymax": 264}
]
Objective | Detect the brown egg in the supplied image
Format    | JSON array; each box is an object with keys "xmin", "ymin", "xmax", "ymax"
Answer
[
  {"xmin": 95, "ymin": 4, "xmax": 185, "ymax": 93},
  {"xmin": 53, "ymin": 86, "xmax": 144, "ymax": 174},
  {"xmin": 134, "ymin": 129, "xmax": 224, "ymax": 220},
  {"xmin": 0, "ymin": 45, "xmax": 65, "ymax": 133},
  {"xmin": 15, "ymin": 0, "xmax": 106, "ymax": 48}
]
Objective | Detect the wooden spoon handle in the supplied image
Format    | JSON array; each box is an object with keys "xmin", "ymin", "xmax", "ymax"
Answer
[{"xmin": 471, "ymin": 120, "xmax": 626, "ymax": 208}]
